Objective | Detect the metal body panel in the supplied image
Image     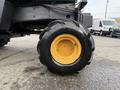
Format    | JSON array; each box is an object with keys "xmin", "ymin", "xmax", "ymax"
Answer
[
  {"xmin": 80, "ymin": 13, "xmax": 93, "ymax": 28},
  {"xmin": 0, "ymin": 0, "xmax": 92, "ymax": 37},
  {"xmin": 13, "ymin": 4, "xmax": 74, "ymax": 22},
  {"xmin": 0, "ymin": 0, "xmax": 5, "ymax": 23},
  {"xmin": 0, "ymin": 1, "xmax": 14, "ymax": 30},
  {"xmin": 14, "ymin": 6, "xmax": 50, "ymax": 22},
  {"xmin": 49, "ymin": 4, "xmax": 74, "ymax": 19},
  {"xmin": 7, "ymin": 0, "xmax": 75, "ymax": 6}
]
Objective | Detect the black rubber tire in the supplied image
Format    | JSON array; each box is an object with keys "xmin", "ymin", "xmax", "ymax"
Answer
[
  {"xmin": 99, "ymin": 30, "xmax": 103, "ymax": 36},
  {"xmin": 37, "ymin": 20, "xmax": 94, "ymax": 75},
  {"xmin": 90, "ymin": 29, "xmax": 94, "ymax": 34},
  {"xmin": 110, "ymin": 32, "xmax": 117, "ymax": 38},
  {"xmin": 109, "ymin": 29, "xmax": 117, "ymax": 38},
  {"xmin": 37, "ymin": 31, "xmax": 48, "ymax": 65},
  {"xmin": 0, "ymin": 38, "xmax": 9, "ymax": 47},
  {"xmin": 37, "ymin": 31, "xmax": 47, "ymax": 54}
]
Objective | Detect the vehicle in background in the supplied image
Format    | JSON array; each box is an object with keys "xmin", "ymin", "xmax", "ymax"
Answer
[
  {"xmin": 110, "ymin": 24, "xmax": 120, "ymax": 37},
  {"xmin": 89, "ymin": 19, "xmax": 117, "ymax": 36}
]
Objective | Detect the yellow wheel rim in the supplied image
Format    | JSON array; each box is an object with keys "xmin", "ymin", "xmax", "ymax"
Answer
[{"xmin": 50, "ymin": 34, "xmax": 82, "ymax": 65}]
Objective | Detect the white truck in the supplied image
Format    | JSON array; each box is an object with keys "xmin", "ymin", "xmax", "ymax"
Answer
[{"xmin": 89, "ymin": 19, "xmax": 116, "ymax": 36}]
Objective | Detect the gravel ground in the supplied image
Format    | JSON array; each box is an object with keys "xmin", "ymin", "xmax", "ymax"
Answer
[{"xmin": 0, "ymin": 35, "xmax": 120, "ymax": 90}]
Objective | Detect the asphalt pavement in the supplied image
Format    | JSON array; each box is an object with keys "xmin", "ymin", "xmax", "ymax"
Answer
[{"xmin": 0, "ymin": 35, "xmax": 120, "ymax": 90}]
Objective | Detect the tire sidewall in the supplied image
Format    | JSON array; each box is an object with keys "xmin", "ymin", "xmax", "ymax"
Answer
[
  {"xmin": 40, "ymin": 25, "xmax": 92, "ymax": 74},
  {"xmin": 0, "ymin": 38, "xmax": 9, "ymax": 47}
]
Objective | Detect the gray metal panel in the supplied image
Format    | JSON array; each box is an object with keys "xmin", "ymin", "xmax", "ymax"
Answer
[
  {"xmin": 49, "ymin": 4, "xmax": 74, "ymax": 19},
  {"xmin": 14, "ymin": 6, "xmax": 50, "ymax": 22},
  {"xmin": 80, "ymin": 13, "xmax": 93, "ymax": 28},
  {"xmin": 14, "ymin": 4, "xmax": 74, "ymax": 22},
  {"xmin": 0, "ymin": 1, "xmax": 14, "ymax": 30},
  {"xmin": 0, "ymin": 0, "xmax": 5, "ymax": 23}
]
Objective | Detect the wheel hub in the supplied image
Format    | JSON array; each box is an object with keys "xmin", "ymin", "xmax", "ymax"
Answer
[{"xmin": 50, "ymin": 34, "xmax": 82, "ymax": 65}]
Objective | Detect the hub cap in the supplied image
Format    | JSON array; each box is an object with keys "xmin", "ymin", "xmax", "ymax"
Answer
[{"xmin": 50, "ymin": 34, "xmax": 82, "ymax": 65}]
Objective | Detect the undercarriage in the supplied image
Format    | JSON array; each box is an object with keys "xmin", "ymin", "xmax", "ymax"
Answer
[{"xmin": 0, "ymin": 0, "xmax": 95, "ymax": 75}]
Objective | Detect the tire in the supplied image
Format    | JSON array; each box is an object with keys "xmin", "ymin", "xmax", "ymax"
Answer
[
  {"xmin": 110, "ymin": 32, "xmax": 117, "ymax": 38},
  {"xmin": 37, "ymin": 31, "xmax": 47, "ymax": 64},
  {"xmin": 0, "ymin": 38, "xmax": 9, "ymax": 47},
  {"xmin": 37, "ymin": 20, "xmax": 94, "ymax": 75},
  {"xmin": 37, "ymin": 31, "xmax": 47, "ymax": 55},
  {"xmin": 109, "ymin": 29, "xmax": 117, "ymax": 38},
  {"xmin": 90, "ymin": 29, "xmax": 94, "ymax": 34},
  {"xmin": 99, "ymin": 30, "xmax": 103, "ymax": 36},
  {"xmin": 92, "ymin": 31, "xmax": 96, "ymax": 35},
  {"xmin": 110, "ymin": 31, "xmax": 113, "ymax": 37}
]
